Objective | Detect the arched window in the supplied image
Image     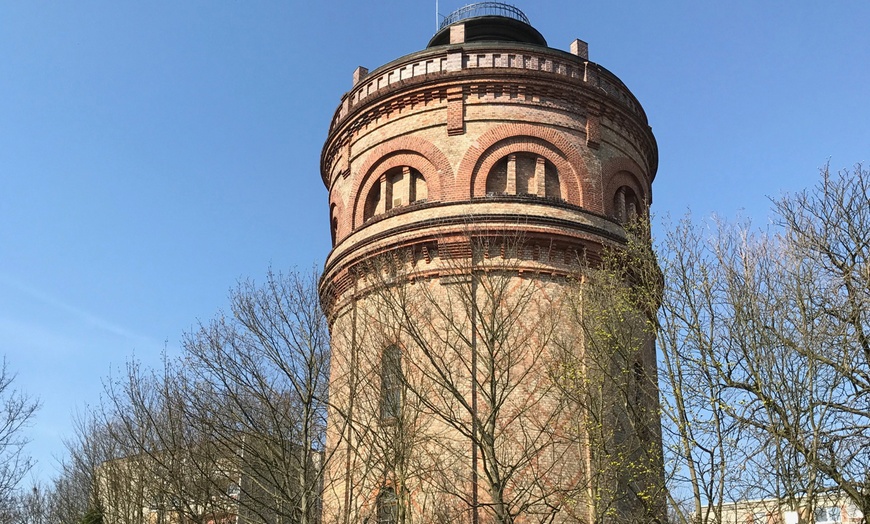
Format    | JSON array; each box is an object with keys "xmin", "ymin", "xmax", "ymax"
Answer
[
  {"xmin": 330, "ymin": 204, "xmax": 339, "ymax": 246},
  {"xmin": 364, "ymin": 181, "xmax": 382, "ymax": 221},
  {"xmin": 485, "ymin": 153, "xmax": 560, "ymax": 199},
  {"xmin": 380, "ymin": 345, "xmax": 402, "ymax": 423},
  {"xmin": 363, "ymin": 167, "xmax": 428, "ymax": 221},
  {"xmin": 376, "ymin": 486, "xmax": 398, "ymax": 524},
  {"xmin": 613, "ymin": 186, "xmax": 640, "ymax": 224}
]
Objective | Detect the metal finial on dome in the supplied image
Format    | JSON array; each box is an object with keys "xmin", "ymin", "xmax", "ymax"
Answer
[{"xmin": 439, "ymin": 2, "xmax": 530, "ymax": 30}]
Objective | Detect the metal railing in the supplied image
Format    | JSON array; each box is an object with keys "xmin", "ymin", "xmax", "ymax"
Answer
[{"xmin": 439, "ymin": 2, "xmax": 530, "ymax": 30}]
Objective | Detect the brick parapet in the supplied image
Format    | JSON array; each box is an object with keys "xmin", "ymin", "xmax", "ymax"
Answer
[
  {"xmin": 329, "ymin": 43, "xmax": 647, "ymax": 132},
  {"xmin": 321, "ymin": 43, "xmax": 657, "ymax": 188}
]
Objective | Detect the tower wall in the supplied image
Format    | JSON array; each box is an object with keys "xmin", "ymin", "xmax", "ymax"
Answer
[{"xmin": 320, "ymin": 12, "xmax": 660, "ymax": 524}]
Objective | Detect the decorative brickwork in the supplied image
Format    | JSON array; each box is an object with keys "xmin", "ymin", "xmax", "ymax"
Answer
[
  {"xmin": 454, "ymin": 122, "xmax": 586, "ymax": 205},
  {"xmin": 319, "ymin": 7, "xmax": 662, "ymax": 524},
  {"xmin": 447, "ymin": 86, "xmax": 466, "ymax": 136},
  {"xmin": 602, "ymin": 157, "xmax": 650, "ymax": 220}
]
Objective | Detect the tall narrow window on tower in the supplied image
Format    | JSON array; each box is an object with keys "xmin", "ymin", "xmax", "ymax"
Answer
[
  {"xmin": 380, "ymin": 345, "xmax": 402, "ymax": 424},
  {"xmin": 376, "ymin": 486, "xmax": 398, "ymax": 524},
  {"xmin": 330, "ymin": 203, "xmax": 339, "ymax": 245}
]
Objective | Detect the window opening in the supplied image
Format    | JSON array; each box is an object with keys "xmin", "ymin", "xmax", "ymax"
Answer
[
  {"xmin": 815, "ymin": 507, "xmax": 841, "ymax": 524},
  {"xmin": 380, "ymin": 345, "xmax": 402, "ymax": 423},
  {"xmin": 485, "ymin": 153, "xmax": 560, "ymax": 199},
  {"xmin": 363, "ymin": 167, "xmax": 427, "ymax": 221},
  {"xmin": 330, "ymin": 204, "xmax": 339, "ymax": 245},
  {"xmin": 614, "ymin": 186, "xmax": 640, "ymax": 224},
  {"xmin": 377, "ymin": 486, "xmax": 398, "ymax": 524}
]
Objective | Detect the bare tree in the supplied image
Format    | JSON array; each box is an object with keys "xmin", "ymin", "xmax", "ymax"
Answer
[
  {"xmin": 0, "ymin": 359, "xmax": 39, "ymax": 520},
  {"xmin": 39, "ymin": 267, "xmax": 330, "ymax": 524},
  {"xmin": 655, "ymin": 218, "xmax": 761, "ymax": 524},
  {"xmin": 101, "ymin": 356, "xmax": 229, "ymax": 524},
  {"xmin": 726, "ymin": 164, "xmax": 870, "ymax": 515},
  {"xmin": 183, "ymin": 267, "xmax": 330, "ymax": 524},
  {"xmin": 656, "ymin": 164, "xmax": 870, "ymax": 522},
  {"xmin": 47, "ymin": 414, "xmax": 115, "ymax": 524},
  {"xmin": 3, "ymin": 485, "xmax": 50, "ymax": 524},
  {"xmin": 96, "ymin": 267, "xmax": 331, "ymax": 524},
  {"xmin": 333, "ymin": 230, "xmax": 604, "ymax": 524}
]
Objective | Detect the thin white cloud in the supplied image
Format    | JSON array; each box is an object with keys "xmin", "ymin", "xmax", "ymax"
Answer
[{"xmin": 0, "ymin": 273, "xmax": 146, "ymax": 343}]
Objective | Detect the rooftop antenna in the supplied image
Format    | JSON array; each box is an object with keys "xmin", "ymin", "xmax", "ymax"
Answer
[{"xmin": 435, "ymin": 0, "xmax": 439, "ymax": 31}]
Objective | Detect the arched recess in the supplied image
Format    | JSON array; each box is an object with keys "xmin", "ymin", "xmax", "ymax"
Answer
[
  {"xmin": 473, "ymin": 142, "xmax": 567, "ymax": 200},
  {"xmin": 328, "ymin": 195, "xmax": 348, "ymax": 245},
  {"xmin": 455, "ymin": 123, "xmax": 586, "ymax": 206},
  {"xmin": 354, "ymin": 152, "xmax": 437, "ymax": 226},
  {"xmin": 612, "ymin": 185, "xmax": 641, "ymax": 223},
  {"xmin": 329, "ymin": 203, "xmax": 339, "ymax": 246},
  {"xmin": 362, "ymin": 165, "xmax": 428, "ymax": 222},
  {"xmin": 351, "ymin": 137, "xmax": 451, "ymax": 229},
  {"xmin": 484, "ymin": 152, "xmax": 560, "ymax": 198},
  {"xmin": 602, "ymin": 158, "xmax": 650, "ymax": 222}
]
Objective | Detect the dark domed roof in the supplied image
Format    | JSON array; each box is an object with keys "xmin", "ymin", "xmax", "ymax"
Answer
[{"xmin": 428, "ymin": 3, "xmax": 547, "ymax": 47}]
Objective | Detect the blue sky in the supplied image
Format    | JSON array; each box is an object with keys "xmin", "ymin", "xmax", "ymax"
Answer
[{"xmin": 1, "ymin": 1, "xmax": 868, "ymax": 484}]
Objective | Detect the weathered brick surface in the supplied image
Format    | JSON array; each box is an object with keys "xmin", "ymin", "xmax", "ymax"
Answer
[{"xmin": 319, "ymin": 19, "xmax": 661, "ymax": 524}]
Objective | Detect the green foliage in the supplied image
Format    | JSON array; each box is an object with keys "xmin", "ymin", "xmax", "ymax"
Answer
[
  {"xmin": 551, "ymin": 215, "xmax": 668, "ymax": 524},
  {"xmin": 78, "ymin": 507, "xmax": 103, "ymax": 524}
]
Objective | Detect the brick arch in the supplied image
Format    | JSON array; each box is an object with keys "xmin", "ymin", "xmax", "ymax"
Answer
[
  {"xmin": 455, "ymin": 123, "xmax": 586, "ymax": 205},
  {"xmin": 602, "ymin": 157, "xmax": 650, "ymax": 218},
  {"xmin": 470, "ymin": 139, "xmax": 575, "ymax": 202},
  {"xmin": 351, "ymin": 137, "xmax": 450, "ymax": 228}
]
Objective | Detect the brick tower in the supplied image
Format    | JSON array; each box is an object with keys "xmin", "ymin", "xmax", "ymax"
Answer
[{"xmin": 319, "ymin": 4, "xmax": 661, "ymax": 523}]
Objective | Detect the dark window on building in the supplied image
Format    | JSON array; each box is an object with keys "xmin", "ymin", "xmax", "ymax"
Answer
[
  {"xmin": 377, "ymin": 486, "xmax": 398, "ymax": 524},
  {"xmin": 613, "ymin": 185, "xmax": 640, "ymax": 224},
  {"xmin": 380, "ymin": 345, "xmax": 402, "ymax": 423},
  {"xmin": 330, "ymin": 204, "xmax": 339, "ymax": 245},
  {"xmin": 815, "ymin": 507, "xmax": 841, "ymax": 524}
]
